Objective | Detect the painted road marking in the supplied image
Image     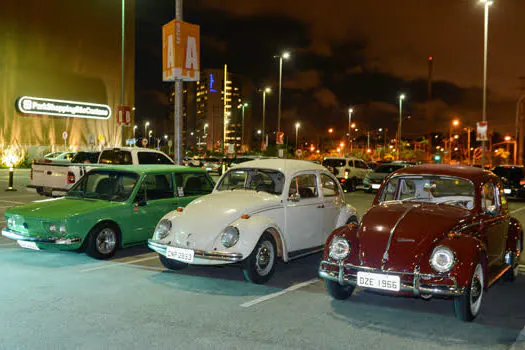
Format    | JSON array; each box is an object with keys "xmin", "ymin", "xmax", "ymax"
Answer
[
  {"xmin": 511, "ymin": 207, "xmax": 525, "ymax": 214},
  {"xmin": 240, "ymin": 278, "xmax": 320, "ymax": 308},
  {"xmin": 510, "ymin": 326, "xmax": 525, "ymax": 350},
  {"xmin": 0, "ymin": 242, "xmax": 16, "ymax": 246},
  {"xmin": 80, "ymin": 254, "xmax": 158, "ymax": 273},
  {"xmin": 0, "ymin": 200, "xmax": 24, "ymax": 204}
]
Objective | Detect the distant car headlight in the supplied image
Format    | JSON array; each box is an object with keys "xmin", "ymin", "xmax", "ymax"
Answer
[
  {"xmin": 430, "ymin": 246, "xmax": 455, "ymax": 273},
  {"xmin": 154, "ymin": 219, "xmax": 172, "ymax": 240},
  {"xmin": 329, "ymin": 237, "xmax": 350, "ymax": 261},
  {"xmin": 220, "ymin": 226, "xmax": 239, "ymax": 248}
]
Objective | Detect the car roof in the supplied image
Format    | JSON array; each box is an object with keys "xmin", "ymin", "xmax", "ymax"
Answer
[
  {"xmin": 89, "ymin": 164, "xmax": 207, "ymax": 174},
  {"xmin": 231, "ymin": 158, "xmax": 326, "ymax": 177},
  {"xmin": 393, "ymin": 164, "xmax": 492, "ymax": 182},
  {"xmin": 323, "ymin": 156, "xmax": 364, "ymax": 161}
]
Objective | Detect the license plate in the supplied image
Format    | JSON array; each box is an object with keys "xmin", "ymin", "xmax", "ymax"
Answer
[
  {"xmin": 504, "ymin": 189, "xmax": 511, "ymax": 194},
  {"xmin": 371, "ymin": 184, "xmax": 381, "ymax": 189},
  {"xmin": 206, "ymin": 167, "xmax": 212, "ymax": 171},
  {"xmin": 357, "ymin": 271, "xmax": 400, "ymax": 292},
  {"xmin": 166, "ymin": 246, "xmax": 194, "ymax": 263},
  {"xmin": 17, "ymin": 240, "xmax": 40, "ymax": 251}
]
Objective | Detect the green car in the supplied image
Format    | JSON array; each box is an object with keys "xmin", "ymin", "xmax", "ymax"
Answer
[{"xmin": 2, "ymin": 165, "xmax": 214, "ymax": 259}]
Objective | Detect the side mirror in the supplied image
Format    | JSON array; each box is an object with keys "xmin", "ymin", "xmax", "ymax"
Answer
[
  {"xmin": 136, "ymin": 199, "xmax": 147, "ymax": 207},
  {"xmin": 288, "ymin": 193, "xmax": 301, "ymax": 202}
]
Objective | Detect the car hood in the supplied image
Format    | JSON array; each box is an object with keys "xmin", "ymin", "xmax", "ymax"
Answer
[
  {"xmin": 5, "ymin": 197, "xmax": 119, "ymax": 220},
  {"xmin": 357, "ymin": 201, "xmax": 473, "ymax": 271},
  {"xmin": 167, "ymin": 190, "xmax": 282, "ymax": 250}
]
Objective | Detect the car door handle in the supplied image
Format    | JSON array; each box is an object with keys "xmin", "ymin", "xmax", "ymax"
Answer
[{"xmin": 317, "ymin": 204, "xmax": 325, "ymax": 208}]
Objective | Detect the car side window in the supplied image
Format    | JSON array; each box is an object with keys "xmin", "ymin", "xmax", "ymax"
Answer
[
  {"xmin": 289, "ymin": 173, "xmax": 318, "ymax": 199},
  {"xmin": 355, "ymin": 161, "xmax": 367, "ymax": 169},
  {"xmin": 138, "ymin": 152, "xmax": 174, "ymax": 164},
  {"xmin": 321, "ymin": 173, "xmax": 339, "ymax": 198},
  {"xmin": 139, "ymin": 174, "xmax": 174, "ymax": 200},
  {"xmin": 348, "ymin": 160, "xmax": 354, "ymax": 168},
  {"xmin": 380, "ymin": 178, "xmax": 399, "ymax": 202},
  {"xmin": 481, "ymin": 182, "xmax": 500, "ymax": 214},
  {"xmin": 175, "ymin": 173, "xmax": 214, "ymax": 197}
]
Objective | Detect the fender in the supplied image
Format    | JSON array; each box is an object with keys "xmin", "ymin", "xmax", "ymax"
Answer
[
  {"xmin": 217, "ymin": 215, "xmax": 288, "ymax": 261},
  {"xmin": 322, "ymin": 223, "xmax": 360, "ymax": 265},
  {"xmin": 506, "ymin": 217, "xmax": 523, "ymax": 253},
  {"xmin": 335, "ymin": 204, "xmax": 358, "ymax": 228}
]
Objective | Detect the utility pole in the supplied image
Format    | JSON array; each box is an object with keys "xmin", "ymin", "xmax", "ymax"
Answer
[
  {"xmin": 120, "ymin": 0, "xmax": 126, "ymax": 146},
  {"xmin": 173, "ymin": 0, "xmax": 183, "ymax": 164},
  {"xmin": 427, "ymin": 56, "xmax": 433, "ymax": 161},
  {"xmin": 517, "ymin": 77, "xmax": 525, "ymax": 165}
]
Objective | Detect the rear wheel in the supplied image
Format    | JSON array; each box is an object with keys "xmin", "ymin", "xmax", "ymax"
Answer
[
  {"xmin": 454, "ymin": 263, "xmax": 484, "ymax": 322},
  {"xmin": 325, "ymin": 280, "xmax": 354, "ymax": 300},
  {"xmin": 159, "ymin": 254, "xmax": 188, "ymax": 270},
  {"xmin": 86, "ymin": 223, "xmax": 120, "ymax": 259},
  {"xmin": 242, "ymin": 233, "xmax": 276, "ymax": 284}
]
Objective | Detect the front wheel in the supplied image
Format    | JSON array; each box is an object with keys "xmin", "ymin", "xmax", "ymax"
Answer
[
  {"xmin": 242, "ymin": 233, "xmax": 276, "ymax": 284},
  {"xmin": 159, "ymin": 254, "xmax": 188, "ymax": 270},
  {"xmin": 325, "ymin": 280, "xmax": 354, "ymax": 300},
  {"xmin": 86, "ymin": 223, "xmax": 119, "ymax": 259},
  {"xmin": 454, "ymin": 263, "xmax": 484, "ymax": 322}
]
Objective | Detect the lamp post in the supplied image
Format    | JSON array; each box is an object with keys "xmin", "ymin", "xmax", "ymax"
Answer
[
  {"xmin": 144, "ymin": 121, "xmax": 150, "ymax": 139},
  {"xmin": 348, "ymin": 108, "xmax": 353, "ymax": 155},
  {"xmin": 450, "ymin": 119, "xmax": 460, "ymax": 163},
  {"xmin": 295, "ymin": 122, "xmax": 300, "ymax": 150},
  {"xmin": 480, "ymin": 0, "xmax": 493, "ymax": 168},
  {"xmin": 261, "ymin": 87, "xmax": 271, "ymax": 148},
  {"xmin": 274, "ymin": 52, "xmax": 290, "ymax": 134},
  {"xmin": 133, "ymin": 125, "xmax": 137, "ymax": 139},
  {"xmin": 397, "ymin": 94, "xmax": 405, "ymax": 160},
  {"xmin": 238, "ymin": 102, "xmax": 248, "ymax": 148}
]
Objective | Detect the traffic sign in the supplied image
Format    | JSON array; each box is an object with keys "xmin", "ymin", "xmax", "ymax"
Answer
[
  {"xmin": 141, "ymin": 138, "xmax": 148, "ymax": 147},
  {"xmin": 295, "ymin": 149, "xmax": 303, "ymax": 157},
  {"xmin": 477, "ymin": 121, "xmax": 488, "ymax": 141},
  {"xmin": 62, "ymin": 131, "xmax": 68, "ymax": 140},
  {"xmin": 116, "ymin": 106, "xmax": 132, "ymax": 126},
  {"xmin": 276, "ymin": 132, "xmax": 284, "ymax": 145}
]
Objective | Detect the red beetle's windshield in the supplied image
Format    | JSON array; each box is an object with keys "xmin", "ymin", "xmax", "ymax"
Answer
[{"xmin": 379, "ymin": 175, "xmax": 475, "ymax": 210}]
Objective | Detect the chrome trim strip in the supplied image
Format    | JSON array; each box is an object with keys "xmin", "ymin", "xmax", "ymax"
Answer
[
  {"xmin": 319, "ymin": 260, "xmax": 463, "ymax": 297},
  {"xmin": 1, "ymin": 228, "xmax": 81, "ymax": 244},
  {"xmin": 148, "ymin": 239, "xmax": 243, "ymax": 262},
  {"xmin": 381, "ymin": 205, "xmax": 416, "ymax": 270}
]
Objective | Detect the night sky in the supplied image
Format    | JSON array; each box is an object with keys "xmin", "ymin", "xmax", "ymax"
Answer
[{"xmin": 135, "ymin": 0, "xmax": 525, "ymax": 141}]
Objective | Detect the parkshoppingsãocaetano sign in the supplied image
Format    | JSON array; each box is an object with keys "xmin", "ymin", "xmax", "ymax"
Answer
[{"xmin": 16, "ymin": 96, "xmax": 112, "ymax": 120}]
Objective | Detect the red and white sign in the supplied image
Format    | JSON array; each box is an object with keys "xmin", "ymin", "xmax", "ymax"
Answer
[
  {"xmin": 116, "ymin": 106, "xmax": 132, "ymax": 126},
  {"xmin": 476, "ymin": 121, "xmax": 488, "ymax": 142},
  {"xmin": 276, "ymin": 132, "xmax": 284, "ymax": 145},
  {"xmin": 141, "ymin": 138, "xmax": 148, "ymax": 147}
]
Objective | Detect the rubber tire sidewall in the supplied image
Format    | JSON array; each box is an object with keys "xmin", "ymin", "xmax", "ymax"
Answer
[
  {"xmin": 159, "ymin": 254, "xmax": 188, "ymax": 270},
  {"xmin": 242, "ymin": 233, "xmax": 277, "ymax": 284},
  {"xmin": 325, "ymin": 280, "xmax": 355, "ymax": 300},
  {"xmin": 453, "ymin": 263, "xmax": 484, "ymax": 322},
  {"xmin": 86, "ymin": 223, "xmax": 120, "ymax": 260}
]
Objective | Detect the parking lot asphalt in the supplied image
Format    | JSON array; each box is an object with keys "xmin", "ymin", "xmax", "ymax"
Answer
[{"xmin": 0, "ymin": 169, "xmax": 524, "ymax": 350}]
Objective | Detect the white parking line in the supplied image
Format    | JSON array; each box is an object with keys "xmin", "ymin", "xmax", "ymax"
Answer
[
  {"xmin": 79, "ymin": 254, "xmax": 158, "ymax": 273},
  {"xmin": 240, "ymin": 278, "xmax": 319, "ymax": 308},
  {"xmin": 511, "ymin": 207, "xmax": 525, "ymax": 214},
  {"xmin": 0, "ymin": 242, "xmax": 16, "ymax": 246},
  {"xmin": 0, "ymin": 200, "xmax": 24, "ymax": 204},
  {"xmin": 510, "ymin": 326, "xmax": 525, "ymax": 350}
]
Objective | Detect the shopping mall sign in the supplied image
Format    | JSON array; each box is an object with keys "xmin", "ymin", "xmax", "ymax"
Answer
[
  {"xmin": 162, "ymin": 20, "xmax": 200, "ymax": 82},
  {"xmin": 16, "ymin": 96, "xmax": 111, "ymax": 120}
]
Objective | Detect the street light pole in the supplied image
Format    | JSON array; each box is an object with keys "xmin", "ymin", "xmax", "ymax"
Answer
[
  {"xmin": 397, "ymin": 94, "xmax": 405, "ymax": 160},
  {"xmin": 120, "ymin": 0, "xmax": 126, "ymax": 146},
  {"xmin": 239, "ymin": 102, "xmax": 248, "ymax": 149},
  {"xmin": 516, "ymin": 95, "xmax": 525, "ymax": 165},
  {"xmin": 275, "ymin": 52, "xmax": 290, "ymax": 135},
  {"xmin": 348, "ymin": 108, "xmax": 353, "ymax": 155},
  {"xmin": 262, "ymin": 87, "xmax": 271, "ymax": 148},
  {"xmin": 480, "ymin": 0, "xmax": 493, "ymax": 168},
  {"xmin": 173, "ymin": 0, "xmax": 184, "ymax": 164},
  {"xmin": 295, "ymin": 122, "xmax": 300, "ymax": 150},
  {"xmin": 144, "ymin": 121, "xmax": 149, "ymax": 141}
]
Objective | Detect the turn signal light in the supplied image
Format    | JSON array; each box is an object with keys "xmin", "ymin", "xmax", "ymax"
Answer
[
  {"xmin": 241, "ymin": 214, "xmax": 250, "ymax": 219},
  {"xmin": 176, "ymin": 207, "xmax": 184, "ymax": 212},
  {"xmin": 520, "ymin": 180, "xmax": 525, "ymax": 185},
  {"xmin": 66, "ymin": 171, "xmax": 75, "ymax": 184}
]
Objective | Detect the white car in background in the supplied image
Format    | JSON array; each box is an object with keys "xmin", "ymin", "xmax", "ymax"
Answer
[
  {"xmin": 148, "ymin": 159, "xmax": 358, "ymax": 284},
  {"xmin": 322, "ymin": 156, "xmax": 371, "ymax": 192}
]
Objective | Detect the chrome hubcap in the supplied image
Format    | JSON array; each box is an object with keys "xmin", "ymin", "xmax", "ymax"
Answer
[
  {"xmin": 255, "ymin": 240, "xmax": 274, "ymax": 276},
  {"xmin": 470, "ymin": 264, "xmax": 483, "ymax": 316},
  {"xmin": 96, "ymin": 228, "xmax": 117, "ymax": 255}
]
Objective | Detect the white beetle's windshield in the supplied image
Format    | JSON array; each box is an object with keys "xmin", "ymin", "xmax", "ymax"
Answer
[
  {"xmin": 379, "ymin": 175, "xmax": 475, "ymax": 210},
  {"xmin": 217, "ymin": 168, "xmax": 285, "ymax": 195}
]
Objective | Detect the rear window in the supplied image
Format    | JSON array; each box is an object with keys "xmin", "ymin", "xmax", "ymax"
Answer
[
  {"xmin": 375, "ymin": 165, "xmax": 404, "ymax": 173},
  {"xmin": 137, "ymin": 152, "xmax": 174, "ymax": 165},
  {"xmin": 71, "ymin": 152, "xmax": 100, "ymax": 164},
  {"xmin": 322, "ymin": 159, "xmax": 346, "ymax": 168},
  {"xmin": 99, "ymin": 150, "xmax": 132, "ymax": 165}
]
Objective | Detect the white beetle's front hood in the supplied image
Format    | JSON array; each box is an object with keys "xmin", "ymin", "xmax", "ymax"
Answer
[{"xmin": 166, "ymin": 190, "xmax": 281, "ymax": 251}]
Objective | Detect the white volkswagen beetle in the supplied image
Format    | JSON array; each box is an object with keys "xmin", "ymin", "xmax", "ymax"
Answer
[{"xmin": 148, "ymin": 159, "xmax": 358, "ymax": 284}]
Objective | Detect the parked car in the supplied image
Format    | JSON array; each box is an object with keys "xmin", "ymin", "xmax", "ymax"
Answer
[
  {"xmin": 201, "ymin": 157, "xmax": 223, "ymax": 175},
  {"xmin": 148, "ymin": 159, "xmax": 358, "ymax": 284},
  {"xmin": 363, "ymin": 163, "xmax": 410, "ymax": 193},
  {"xmin": 3, "ymin": 165, "xmax": 214, "ymax": 259},
  {"xmin": 491, "ymin": 165, "xmax": 525, "ymax": 198},
  {"xmin": 322, "ymin": 157, "xmax": 371, "ymax": 192},
  {"xmin": 319, "ymin": 164, "xmax": 522, "ymax": 322},
  {"xmin": 43, "ymin": 151, "xmax": 76, "ymax": 162},
  {"xmin": 29, "ymin": 147, "xmax": 174, "ymax": 197},
  {"xmin": 70, "ymin": 151, "xmax": 100, "ymax": 164}
]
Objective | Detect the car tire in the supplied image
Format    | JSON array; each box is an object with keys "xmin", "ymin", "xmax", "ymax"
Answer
[
  {"xmin": 325, "ymin": 280, "xmax": 355, "ymax": 300},
  {"xmin": 159, "ymin": 254, "xmax": 188, "ymax": 270},
  {"xmin": 242, "ymin": 233, "xmax": 277, "ymax": 284},
  {"xmin": 505, "ymin": 235, "xmax": 522, "ymax": 281},
  {"xmin": 86, "ymin": 223, "xmax": 120, "ymax": 260},
  {"xmin": 453, "ymin": 263, "xmax": 484, "ymax": 322}
]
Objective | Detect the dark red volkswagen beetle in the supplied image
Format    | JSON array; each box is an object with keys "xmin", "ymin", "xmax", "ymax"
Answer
[{"xmin": 319, "ymin": 164, "xmax": 522, "ymax": 321}]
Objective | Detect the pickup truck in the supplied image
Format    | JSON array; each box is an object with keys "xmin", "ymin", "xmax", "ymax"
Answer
[{"xmin": 29, "ymin": 147, "xmax": 174, "ymax": 196}]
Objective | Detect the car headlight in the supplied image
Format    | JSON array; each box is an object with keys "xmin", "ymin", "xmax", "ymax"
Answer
[
  {"xmin": 154, "ymin": 219, "xmax": 172, "ymax": 240},
  {"xmin": 430, "ymin": 246, "xmax": 455, "ymax": 273},
  {"xmin": 220, "ymin": 226, "xmax": 239, "ymax": 248},
  {"xmin": 329, "ymin": 237, "xmax": 350, "ymax": 261},
  {"xmin": 48, "ymin": 224, "xmax": 57, "ymax": 233},
  {"xmin": 7, "ymin": 217, "xmax": 14, "ymax": 228}
]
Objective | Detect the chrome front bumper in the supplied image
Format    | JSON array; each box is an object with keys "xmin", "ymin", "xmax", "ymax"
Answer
[
  {"xmin": 148, "ymin": 239, "xmax": 243, "ymax": 263},
  {"xmin": 319, "ymin": 260, "xmax": 464, "ymax": 297},
  {"xmin": 1, "ymin": 228, "xmax": 81, "ymax": 245}
]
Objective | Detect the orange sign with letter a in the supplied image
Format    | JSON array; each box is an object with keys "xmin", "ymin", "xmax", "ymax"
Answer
[{"xmin": 162, "ymin": 20, "xmax": 200, "ymax": 82}]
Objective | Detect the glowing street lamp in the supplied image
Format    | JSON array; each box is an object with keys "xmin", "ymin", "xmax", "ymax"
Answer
[
  {"xmin": 480, "ymin": 0, "xmax": 494, "ymax": 168},
  {"xmin": 144, "ymin": 121, "xmax": 150, "ymax": 137},
  {"xmin": 397, "ymin": 94, "xmax": 406, "ymax": 160},
  {"xmin": 261, "ymin": 87, "xmax": 271, "ymax": 143},
  {"xmin": 274, "ymin": 52, "xmax": 290, "ymax": 134},
  {"xmin": 295, "ymin": 122, "xmax": 301, "ymax": 150},
  {"xmin": 238, "ymin": 102, "xmax": 249, "ymax": 146}
]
